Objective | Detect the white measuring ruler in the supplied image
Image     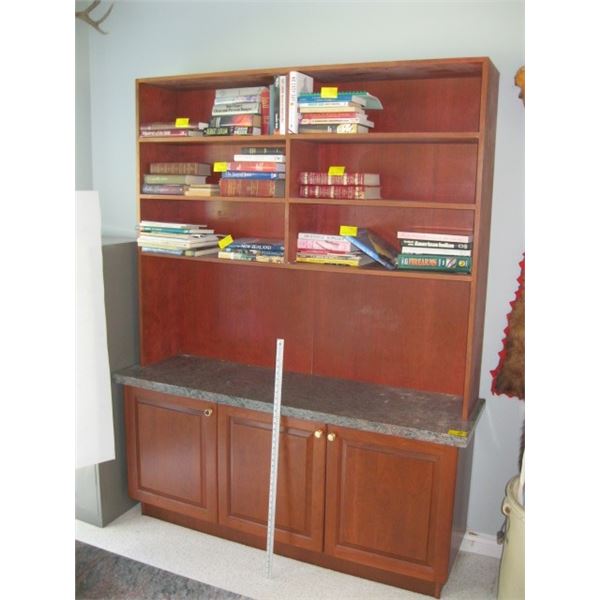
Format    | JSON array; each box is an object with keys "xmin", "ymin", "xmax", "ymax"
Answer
[{"xmin": 266, "ymin": 338, "xmax": 284, "ymax": 578}]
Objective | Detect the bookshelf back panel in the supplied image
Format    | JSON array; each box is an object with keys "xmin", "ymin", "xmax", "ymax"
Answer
[
  {"xmin": 139, "ymin": 256, "xmax": 184, "ymax": 365},
  {"xmin": 288, "ymin": 141, "xmax": 478, "ymax": 203},
  {"xmin": 140, "ymin": 199, "xmax": 285, "ymax": 240},
  {"xmin": 309, "ymin": 76, "xmax": 481, "ymax": 133},
  {"xmin": 138, "ymin": 85, "xmax": 215, "ymax": 126},
  {"xmin": 177, "ymin": 262, "xmax": 316, "ymax": 373},
  {"xmin": 312, "ymin": 275, "xmax": 470, "ymax": 394},
  {"xmin": 288, "ymin": 205, "xmax": 474, "ymax": 257}
]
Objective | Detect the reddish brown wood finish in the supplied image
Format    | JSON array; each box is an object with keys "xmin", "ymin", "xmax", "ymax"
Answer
[
  {"xmin": 217, "ymin": 405, "xmax": 326, "ymax": 551},
  {"xmin": 324, "ymin": 425, "xmax": 458, "ymax": 586},
  {"xmin": 124, "ymin": 387, "xmax": 217, "ymax": 522}
]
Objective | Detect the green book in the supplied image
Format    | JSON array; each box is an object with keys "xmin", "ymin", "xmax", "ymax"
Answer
[{"xmin": 396, "ymin": 254, "xmax": 472, "ymax": 273}]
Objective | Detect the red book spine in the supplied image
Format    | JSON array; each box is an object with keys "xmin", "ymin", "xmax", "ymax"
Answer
[
  {"xmin": 219, "ymin": 179, "xmax": 284, "ymax": 197},
  {"xmin": 299, "ymin": 185, "xmax": 373, "ymax": 199},
  {"xmin": 299, "ymin": 112, "xmax": 363, "ymax": 119},
  {"xmin": 226, "ymin": 162, "xmax": 283, "ymax": 172},
  {"xmin": 299, "ymin": 172, "xmax": 370, "ymax": 185}
]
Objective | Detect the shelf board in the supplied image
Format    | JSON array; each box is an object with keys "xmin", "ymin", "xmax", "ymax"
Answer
[
  {"xmin": 138, "ymin": 251, "xmax": 472, "ymax": 281},
  {"xmin": 138, "ymin": 132, "xmax": 479, "ymax": 144},
  {"xmin": 139, "ymin": 194, "xmax": 284, "ymax": 203},
  {"xmin": 288, "ymin": 198, "xmax": 476, "ymax": 210}
]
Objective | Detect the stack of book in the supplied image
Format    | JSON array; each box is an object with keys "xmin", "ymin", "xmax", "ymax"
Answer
[
  {"xmin": 218, "ymin": 238, "xmax": 284, "ymax": 263},
  {"xmin": 219, "ymin": 146, "xmax": 286, "ymax": 198},
  {"xmin": 296, "ymin": 90, "xmax": 383, "ymax": 135},
  {"xmin": 139, "ymin": 121, "xmax": 208, "ymax": 137},
  {"xmin": 295, "ymin": 232, "xmax": 374, "ymax": 268},
  {"xmin": 137, "ymin": 221, "xmax": 221, "ymax": 257},
  {"xmin": 204, "ymin": 86, "xmax": 269, "ymax": 136},
  {"xmin": 396, "ymin": 231, "xmax": 473, "ymax": 273},
  {"xmin": 298, "ymin": 171, "xmax": 381, "ymax": 199},
  {"xmin": 141, "ymin": 162, "xmax": 212, "ymax": 195}
]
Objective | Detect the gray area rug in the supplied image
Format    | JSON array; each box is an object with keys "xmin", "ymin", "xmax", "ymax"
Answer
[{"xmin": 76, "ymin": 541, "xmax": 253, "ymax": 599}]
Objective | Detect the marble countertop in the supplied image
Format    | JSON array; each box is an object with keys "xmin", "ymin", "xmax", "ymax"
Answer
[{"xmin": 113, "ymin": 354, "xmax": 484, "ymax": 448}]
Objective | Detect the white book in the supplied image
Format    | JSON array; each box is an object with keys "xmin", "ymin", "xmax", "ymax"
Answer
[
  {"xmin": 278, "ymin": 75, "xmax": 287, "ymax": 135},
  {"xmin": 287, "ymin": 71, "xmax": 314, "ymax": 134},
  {"xmin": 397, "ymin": 231, "xmax": 473, "ymax": 243},
  {"xmin": 233, "ymin": 154, "xmax": 286, "ymax": 163},
  {"xmin": 399, "ymin": 246, "xmax": 471, "ymax": 257}
]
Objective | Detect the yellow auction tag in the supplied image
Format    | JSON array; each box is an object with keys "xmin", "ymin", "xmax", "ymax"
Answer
[
  {"xmin": 328, "ymin": 166, "xmax": 345, "ymax": 176},
  {"xmin": 339, "ymin": 225, "xmax": 357, "ymax": 237},
  {"xmin": 175, "ymin": 117, "xmax": 190, "ymax": 128},
  {"xmin": 213, "ymin": 161, "xmax": 228, "ymax": 172},
  {"xmin": 448, "ymin": 429, "xmax": 468, "ymax": 438},
  {"xmin": 321, "ymin": 87, "xmax": 338, "ymax": 98},
  {"xmin": 218, "ymin": 235, "xmax": 233, "ymax": 249}
]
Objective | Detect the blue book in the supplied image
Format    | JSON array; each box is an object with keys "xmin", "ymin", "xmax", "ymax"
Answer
[
  {"xmin": 343, "ymin": 228, "xmax": 398, "ymax": 270},
  {"xmin": 297, "ymin": 91, "xmax": 383, "ymax": 110},
  {"xmin": 227, "ymin": 237, "xmax": 284, "ymax": 252},
  {"xmin": 221, "ymin": 171, "xmax": 285, "ymax": 180}
]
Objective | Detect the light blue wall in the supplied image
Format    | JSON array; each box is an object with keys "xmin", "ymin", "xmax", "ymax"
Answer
[{"xmin": 82, "ymin": 0, "xmax": 525, "ymax": 537}]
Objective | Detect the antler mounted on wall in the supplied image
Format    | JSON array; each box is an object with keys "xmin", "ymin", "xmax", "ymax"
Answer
[{"xmin": 75, "ymin": 1, "xmax": 114, "ymax": 35}]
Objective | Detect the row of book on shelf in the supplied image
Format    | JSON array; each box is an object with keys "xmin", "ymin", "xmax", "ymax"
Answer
[
  {"xmin": 141, "ymin": 156, "xmax": 381, "ymax": 199},
  {"xmin": 137, "ymin": 221, "xmax": 473, "ymax": 273},
  {"xmin": 139, "ymin": 72, "xmax": 384, "ymax": 139}
]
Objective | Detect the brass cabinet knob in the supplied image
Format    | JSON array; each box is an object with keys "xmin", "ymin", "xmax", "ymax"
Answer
[
  {"xmin": 203, "ymin": 408, "xmax": 213, "ymax": 417},
  {"xmin": 327, "ymin": 432, "xmax": 336, "ymax": 442},
  {"xmin": 314, "ymin": 429, "xmax": 323, "ymax": 439}
]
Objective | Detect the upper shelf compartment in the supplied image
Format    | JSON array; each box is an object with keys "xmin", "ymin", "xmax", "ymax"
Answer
[{"xmin": 137, "ymin": 58, "xmax": 488, "ymax": 137}]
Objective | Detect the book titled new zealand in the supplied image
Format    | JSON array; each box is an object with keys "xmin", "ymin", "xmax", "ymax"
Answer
[
  {"xmin": 396, "ymin": 254, "xmax": 472, "ymax": 273},
  {"xmin": 227, "ymin": 238, "xmax": 284, "ymax": 252},
  {"xmin": 222, "ymin": 171, "xmax": 285, "ymax": 180},
  {"xmin": 343, "ymin": 228, "xmax": 398, "ymax": 270}
]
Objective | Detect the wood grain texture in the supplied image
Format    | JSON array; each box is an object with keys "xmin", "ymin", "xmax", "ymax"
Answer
[
  {"xmin": 124, "ymin": 387, "xmax": 217, "ymax": 522},
  {"xmin": 217, "ymin": 405, "xmax": 326, "ymax": 551},
  {"xmin": 324, "ymin": 425, "xmax": 458, "ymax": 586}
]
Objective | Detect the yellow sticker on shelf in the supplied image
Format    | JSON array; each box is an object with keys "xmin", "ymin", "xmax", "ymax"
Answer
[
  {"xmin": 321, "ymin": 87, "xmax": 338, "ymax": 98},
  {"xmin": 448, "ymin": 429, "xmax": 468, "ymax": 437},
  {"xmin": 175, "ymin": 117, "xmax": 190, "ymax": 128},
  {"xmin": 218, "ymin": 235, "xmax": 234, "ymax": 249},
  {"xmin": 213, "ymin": 162, "xmax": 228, "ymax": 172},
  {"xmin": 339, "ymin": 225, "xmax": 357, "ymax": 237},
  {"xmin": 328, "ymin": 166, "xmax": 346, "ymax": 176}
]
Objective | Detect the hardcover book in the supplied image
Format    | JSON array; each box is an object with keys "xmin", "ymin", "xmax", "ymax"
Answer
[
  {"xmin": 343, "ymin": 228, "xmax": 398, "ymax": 270},
  {"xmin": 141, "ymin": 183, "xmax": 186, "ymax": 195},
  {"xmin": 396, "ymin": 254, "xmax": 472, "ymax": 273},
  {"xmin": 298, "ymin": 91, "xmax": 383, "ymax": 110},
  {"xmin": 297, "ymin": 123, "xmax": 370, "ymax": 134},
  {"xmin": 149, "ymin": 162, "xmax": 211, "ymax": 176},
  {"xmin": 396, "ymin": 231, "xmax": 474, "ymax": 244},
  {"xmin": 215, "ymin": 86, "xmax": 267, "ymax": 98},
  {"xmin": 219, "ymin": 179, "xmax": 285, "ymax": 197},
  {"xmin": 140, "ymin": 121, "xmax": 208, "ymax": 130},
  {"xmin": 221, "ymin": 171, "xmax": 285, "ymax": 180},
  {"xmin": 233, "ymin": 154, "xmax": 285, "ymax": 163},
  {"xmin": 211, "ymin": 102, "xmax": 262, "ymax": 115},
  {"xmin": 203, "ymin": 126, "xmax": 261, "ymax": 136},
  {"xmin": 210, "ymin": 114, "xmax": 262, "ymax": 128},
  {"xmin": 299, "ymin": 185, "xmax": 381, "ymax": 199},
  {"xmin": 143, "ymin": 174, "xmax": 208, "ymax": 185},
  {"xmin": 240, "ymin": 146, "xmax": 285, "ymax": 155},
  {"xmin": 225, "ymin": 161, "xmax": 286, "ymax": 172},
  {"xmin": 140, "ymin": 129, "xmax": 205, "ymax": 137},
  {"xmin": 298, "ymin": 172, "xmax": 380, "ymax": 186},
  {"xmin": 299, "ymin": 115, "xmax": 374, "ymax": 127}
]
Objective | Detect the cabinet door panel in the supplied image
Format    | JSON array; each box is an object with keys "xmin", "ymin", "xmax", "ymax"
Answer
[
  {"xmin": 125, "ymin": 387, "xmax": 217, "ymax": 522},
  {"xmin": 325, "ymin": 426, "xmax": 457, "ymax": 580},
  {"xmin": 218, "ymin": 405, "xmax": 326, "ymax": 551}
]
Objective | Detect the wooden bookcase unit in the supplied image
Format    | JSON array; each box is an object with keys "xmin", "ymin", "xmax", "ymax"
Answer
[{"xmin": 130, "ymin": 57, "xmax": 499, "ymax": 597}]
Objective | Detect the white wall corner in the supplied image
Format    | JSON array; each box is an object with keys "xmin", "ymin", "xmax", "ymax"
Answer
[{"xmin": 460, "ymin": 530, "xmax": 503, "ymax": 559}]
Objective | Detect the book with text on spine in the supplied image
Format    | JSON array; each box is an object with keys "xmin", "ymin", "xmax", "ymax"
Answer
[
  {"xmin": 297, "ymin": 123, "xmax": 370, "ymax": 135},
  {"xmin": 215, "ymin": 86, "xmax": 267, "ymax": 98},
  {"xmin": 233, "ymin": 153, "xmax": 285, "ymax": 163},
  {"xmin": 295, "ymin": 252, "xmax": 375, "ymax": 268},
  {"xmin": 149, "ymin": 162, "xmax": 211, "ymax": 176},
  {"xmin": 288, "ymin": 71, "xmax": 314, "ymax": 134},
  {"xmin": 221, "ymin": 171, "xmax": 285, "ymax": 180},
  {"xmin": 298, "ymin": 91, "xmax": 383, "ymax": 110},
  {"xmin": 299, "ymin": 172, "xmax": 380, "ymax": 186},
  {"xmin": 399, "ymin": 238, "xmax": 472, "ymax": 251},
  {"xmin": 343, "ymin": 228, "xmax": 398, "ymax": 270},
  {"xmin": 143, "ymin": 174, "xmax": 208, "ymax": 185},
  {"xmin": 299, "ymin": 185, "xmax": 380, "ymax": 199},
  {"xmin": 225, "ymin": 161, "xmax": 286, "ymax": 172},
  {"xmin": 396, "ymin": 230, "xmax": 473, "ymax": 244},
  {"xmin": 203, "ymin": 126, "xmax": 261, "ymax": 136},
  {"xmin": 396, "ymin": 254, "xmax": 472, "ymax": 273},
  {"xmin": 399, "ymin": 246, "xmax": 471, "ymax": 257},
  {"xmin": 210, "ymin": 114, "xmax": 262, "ymax": 128},
  {"xmin": 219, "ymin": 179, "xmax": 285, "ymax": 198}
]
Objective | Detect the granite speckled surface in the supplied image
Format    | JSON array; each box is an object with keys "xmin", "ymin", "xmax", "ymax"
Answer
[{"xmin": 114, "ymin": 355, "xmax": 484, "ymax": 447}]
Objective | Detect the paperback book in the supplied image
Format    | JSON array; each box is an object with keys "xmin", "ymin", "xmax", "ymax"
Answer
[
  {"xmin": 396, "ymin": 255, "xmax": 472, "ymax": 273},
  {"xmin": 343, "ymin": 228, "xmax": 398, "ymax": 270}
]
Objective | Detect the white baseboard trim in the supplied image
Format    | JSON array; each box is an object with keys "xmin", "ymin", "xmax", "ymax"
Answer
[{"xmin": 460, "ymin": 530, "xmax": 503, "ymax": 559}]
